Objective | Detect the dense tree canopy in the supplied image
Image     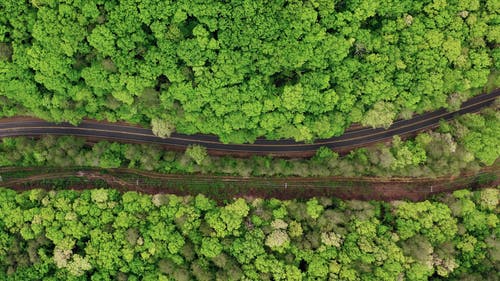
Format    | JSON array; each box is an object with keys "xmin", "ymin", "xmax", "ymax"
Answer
[
  {"xmin": 0, "ymin": 0, "xmax": 498, "ymax": 142},
  {"xmin": 0, "ymin": 187, "xmax": 498, "ymax": 280}
]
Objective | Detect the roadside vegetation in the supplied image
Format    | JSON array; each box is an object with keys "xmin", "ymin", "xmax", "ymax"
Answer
[
  {"xmin": 1, "ymin": 108, "xmax": 498, "ymax": 178},
  {"xmin": 1, "ymin": 2, "xmax": 499, "ymax": 280},
  {"xmin": 0, "ymin": 187, "xmax": 497, "ymax": 280},
  {"xmin": 1, "ymin": 0, "xmax": 498, "ymax": 142}
]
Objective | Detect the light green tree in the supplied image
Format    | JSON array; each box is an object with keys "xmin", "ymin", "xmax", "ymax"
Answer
[
  {"xmin": 185, "ymin": 145, "xmax": 208, "ymax": 165},
  {"xmin": 265, "ymin": 230, "xmax": 290, "ymax": 252},
  {"xmin": 306, "ymin": 198, "xmax": 324, "ymax": 219},
  {"xmin": 361, "ymin": 101, "xmax": 396, "ymax": 129},
  {"xmin": 200, "ymin": 237, "xmax": 222, "ymax": 258},
  {"xmin": 151, "ymin": 118, "xmax": 175, "ymax": 138}
]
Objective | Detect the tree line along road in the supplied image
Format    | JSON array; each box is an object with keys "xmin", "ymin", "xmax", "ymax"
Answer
[{"xmin": 0, "ymin": 89, "xmax": 498, "ymax": 157}]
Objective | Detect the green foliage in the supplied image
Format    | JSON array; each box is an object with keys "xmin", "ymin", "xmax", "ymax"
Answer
[
  {"xmin": 0, "ymin": 187, "xmax": 497, "ymax": 279},
  {"xmin": 390, "ymin": 137, "xmax": 428, "ymax": 170},
  {"xmin": 0, "ymin": 108, "xmax": 497, "ymax": 179},
  {"xmin": 314, "ymin": 146, "xmax": 338, "ymax": 161},
  {"xmin": 477, "ymin": 188, "xmax": 499, "ymax": 211},
  {"xmin": 306, "ymin": 198, "xmax": 324, "ymax": 219},
  {"xmin": 205, "ymin": 198, "xmax": 249, "ymax": 238},
  {"xmin": 185, "ymin": 144, "xmax": 208, "ymax": 165},
  {"xmin": 0, "ymin": 0, "xmax": 497, "ymax": 141},
  {"xmin": 395, "ymin": 201, "xmax": 458, "ymax": 244},
  {"xmin": 457, "ymin": 112, "xmax": 500, "ymax": 165},
  {"xmin": 265, "ymin": 229, "xmax": 290, "ymax": 253},
  {"xmin": 200, "ymin": 237, "xmax": 222, "ymax": 258},
  {"xmin": 361, "ymin": 102, "xmax": 396, "ymax": 129},
  {"xmin": 151, "ymin": 118, "xmax": 175, "ymax": 138}
]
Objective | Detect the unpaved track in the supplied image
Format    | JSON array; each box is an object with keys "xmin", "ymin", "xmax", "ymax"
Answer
[{"xmin": 2, "ymin": 166, "xmax": 498, "ymax": 202}]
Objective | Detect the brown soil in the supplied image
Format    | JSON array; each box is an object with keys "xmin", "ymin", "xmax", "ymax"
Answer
[{"xmin": 3, "ymin": 166, "xmax": 498, "ymax": 202}]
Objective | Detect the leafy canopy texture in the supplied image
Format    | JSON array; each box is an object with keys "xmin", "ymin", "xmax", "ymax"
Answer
[
  {"xmin": 0, "ymin": 0, "xmax": 498, "ymax": 142},
  {"xmin": 0, "ymin": 187, "xmax": 498, "ymax": 280}
]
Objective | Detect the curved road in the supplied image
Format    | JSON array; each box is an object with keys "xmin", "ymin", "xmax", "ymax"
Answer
[{"xmin": 0, "ymin": 89, "xmax": 498, "ymax": 156}]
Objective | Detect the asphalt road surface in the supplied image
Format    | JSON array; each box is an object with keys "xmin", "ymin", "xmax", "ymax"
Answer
[{"xmin": 0, "ymin": 89, "xmax": 498, "ymax": 156}]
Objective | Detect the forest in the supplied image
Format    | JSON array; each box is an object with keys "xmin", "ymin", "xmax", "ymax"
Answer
[
  {"xmin": 1, "ymin": 1, "xmax": 499, "ymax": 280},
  {"xmin": 1, "ymin": 108, "xmax": 498, "ymax": 178},
  {"xmin": 0, "ymin": 187, "xmax": 497, "ymax": 280},
  {"xmin": 1, "ymin": 0, "xmax": 499, "ymax": 142}
]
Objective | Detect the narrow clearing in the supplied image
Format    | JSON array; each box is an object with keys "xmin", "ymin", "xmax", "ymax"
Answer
[{"xmin": 2, "ymin": 166, "xmax": 498, "ymax": 202}]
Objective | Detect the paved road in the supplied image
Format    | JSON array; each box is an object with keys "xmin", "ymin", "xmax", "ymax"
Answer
[{"xmin": 0, "ymin": 89, "xmax": 498, "ymax": 156}]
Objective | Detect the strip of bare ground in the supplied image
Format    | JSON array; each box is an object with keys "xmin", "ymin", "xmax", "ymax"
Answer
[{"xmin": 1, "ymin": 166, "xmax": 498, "ymax": 202}]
